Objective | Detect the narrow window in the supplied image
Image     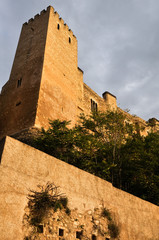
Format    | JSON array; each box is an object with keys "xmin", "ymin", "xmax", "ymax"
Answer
[
  {"xmin": 16, "ymin": 101, "xmax": 21, "ymax": 107},
  {"xmin": 59, "ymin": 228, "xmax": 64, "ymax": 237},
  {"xmin": 57, "ymin": 24, "xmax": 60, "ymax": 30},
  {"xmin": 37, "ymin": 225, "xmax": 43, "ymax": 233},
  {"xmin": 91, "ymin": 99, "xmax": 98, "ymax": 112},
  {"xmin": 76, "ymin": 231, "xmax": 83, "ymax": 239},
  {"xmin": 92, "ymin": 235, "xmax": 97, "ymax": 240},
  {"xmin": 96, "ymin": 103, "xmax": 97, "ymax": 111},
  {"xmin": 17, "ymin": 78, "xmax": 22, "ymax": 88},
  {"xmin": 69, "ymin": 37, "xmax": 71, "ymax": 43}
]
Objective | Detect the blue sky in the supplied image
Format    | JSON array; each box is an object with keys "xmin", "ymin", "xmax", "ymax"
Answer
[{"xmin": 1, "ymin": 0, "xmax": 159, "ymax": 120}]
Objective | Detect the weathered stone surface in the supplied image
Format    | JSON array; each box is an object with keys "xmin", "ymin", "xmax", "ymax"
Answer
[
  {"xmin": 1, "ymin": 5, "xmax": 145, "ymax": 141},
  {"xmin": 23, "ymin": 207, "xmax": 111, "ymax": 240},
  {"xmin": 0, "ymin": 5, "xmax": 159, "ymax": 240},
  {"xmin": 0, "ymin": 136, "xmax": 159, "ymax": 240}
]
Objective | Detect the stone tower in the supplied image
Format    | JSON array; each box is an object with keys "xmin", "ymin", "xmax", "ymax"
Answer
[{"xmin": 0, "ymin": 6, "xmax": 84, "ymax": 139}]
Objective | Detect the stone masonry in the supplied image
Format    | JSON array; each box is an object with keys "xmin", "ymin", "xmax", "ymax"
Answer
[
  {"xmin": 0, "ymin": 136, "xmax": 159, "ymax": 240},
  {"xmin": 0, "ymin": 6, "xmax": 159, "ymax": 240},
  {"xmin": 1, "ymin": 5, "xmax": 157, "ymax": 140}
]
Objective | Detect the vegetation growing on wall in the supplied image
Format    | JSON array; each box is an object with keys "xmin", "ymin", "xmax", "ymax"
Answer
[
  {"xmin": 31, "ymin": 111, "xmax": 159, "ymax": 206},
  {"xmin": 101, "ymin": 208, "xmax": 120, "ymax": 239},
  {"xmin": 26, "ymin": 182, "xmax": 69, "ymax": 226},
  {"xmin": 23, "ymin": 183, "xmax": 120, "ymax": 240}
]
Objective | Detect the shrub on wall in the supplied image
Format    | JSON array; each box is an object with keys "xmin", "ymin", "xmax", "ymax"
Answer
[
  {"xmin": 27, "ymin": 182, "xmax": 69, "ymax": 226},
  {"xmin": 101, "ymin": 207, "xmax": 120, "ymax": 239},
  {"xmin": 23, "ymin": 183, "xmax": 120, "ymax": 240}
]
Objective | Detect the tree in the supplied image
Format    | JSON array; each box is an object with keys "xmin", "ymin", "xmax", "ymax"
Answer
[
  {"xmin": 33, "ymin": 120, "xmax": 75, "ymax": 164},
  {"xmin": 121, "ymin": 132, "xmax": 159, "ymax": 205},
  {"xmin": 76, "ymin": 110, "xmax": 134, "ymax": 187},
  {"xmin": 33, "ymin": 111, "xmax": 134, "ymax": 187},
  {"xmin": 32, "ymin": 112, "xmax": 159, "ymax": 205}
]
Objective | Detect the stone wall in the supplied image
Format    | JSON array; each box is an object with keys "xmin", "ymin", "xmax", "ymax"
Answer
[
  {"xmin": 0, "ymin": 6, "xmax": 120, "ymax": 140},
  {"xmin": 35, "ymin": 6, "xmax": 84, "ymax": 129},
  {"xmin": 0, "ymin": 5, "xmax": 158, "ymax": 140},
  {"xmin": 0, "ymin": 136, "xmax": 158, "ymax": 240},
  {"xmin": 23, "ymin": 205, "xmax": 114, "ymax": 240},
  {"xmin": 0, "ymin": 9, "xmax": 50, "ymax": 139}
]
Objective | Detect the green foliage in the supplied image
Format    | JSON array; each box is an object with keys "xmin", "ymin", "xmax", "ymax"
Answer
[
  {"xmin": 27, "ymin": 182, "xmax": 68, "ymax": 226},
  {"xmin": 65, "ymin": 207, "xmax": 71, "ymax": 215},
  {"xmin": 101, "ymin": 208, "xmax": 112, "ymax": 221},
  {"xmin": 108, "ymin": 222, "xmax": 120, "ymax": 239},
  {"xmin": 76, "ymin": 111, "xmax": 134, "ymax": 187},
  {"xmin": 32, "ymin": 111, "xmax": 159, "ymax": 206},
  {"xmin": 120, "ymin": 132, "xmax": 159, "ymax": 205},
  {"xmin": 101, "ymin": 207, "xmax": 120, "ymax": 239},
  {"xmin": 33, "ymin": 120, "xmax": 75, "ymax": 164}
]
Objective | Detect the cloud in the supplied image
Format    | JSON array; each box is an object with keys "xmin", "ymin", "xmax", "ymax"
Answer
[{"xmin": 1, "ymin": 0, "xmax": 159, "ymax": 120}]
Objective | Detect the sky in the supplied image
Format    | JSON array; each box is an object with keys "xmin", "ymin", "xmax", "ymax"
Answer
[{"xmin": 0, "ymin": 0, "xmax": 159, "ymax": 121}]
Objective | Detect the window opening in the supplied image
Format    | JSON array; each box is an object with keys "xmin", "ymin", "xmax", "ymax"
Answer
[
  {"xmin": 69, "ymin": 37, "xmax": 71, "ymax": 43},
  {"xmin": 59, "ymin": 228, "xmax": 64, "ymax": 237},
  {"xmin": 92, "ymin": 234, "xmax": 97, "ymax": 240},
  {"xmin": 57, "ymin": 24, "xmax": 60, "ymax": 30},
  {"xmin": 16, "ymin": 101, "xmax": 21, "ymax": 107},
  {"xmin": 76, "ymin": 231, "xmax": 83, "ymax": 239},
  {"xmin": 91, "ymin": 99, "xmax": 98, "ymax": 112},
  {"xmin": 37, "ymin": 225, "xmax": 43, "ymax": 233},
  {"xmin": 17, "ymin": 78, "xmax": 22, "ymax": 88}
]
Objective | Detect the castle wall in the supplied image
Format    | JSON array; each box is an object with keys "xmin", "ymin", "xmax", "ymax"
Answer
[
  {"xmin": 0, "ymin": 6, "xmax": 128, "ymax": 140},
  {"xmin": 0, "ymin": 10, "xmax": 50, "ymax": 139},
  {"xmin": 0, "ymin": 6, "xmax": 118, "ymax": 139},
  {"xmin": 0, "ymin": 136, "xmax": 158, "ymax": 240},
  {"xmin": 0, "ymin": 164, "xmax": 45, "ymax": 240},
  {"xmin": 35, "ymin": 6, "xmax": 84, "ymax": 128},
  {"xmin": 0, "ymin": 6, "xmax": 159, "ymax": 239},
  {"xmin": 83, "ymin": 83, "xmax": 108, "ymax": 115}
]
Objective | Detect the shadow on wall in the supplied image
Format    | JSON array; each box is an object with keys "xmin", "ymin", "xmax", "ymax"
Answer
[{"xmin": 0, "ymin": 138, "xmax": 5, "ymax": 163}]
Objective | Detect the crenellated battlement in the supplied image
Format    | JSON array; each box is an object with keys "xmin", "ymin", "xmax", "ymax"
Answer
[
  {"xmin": 1, "ymin": 4, "xmax": 158, "ymax": 144},
  {"xmin": 34, "ymin": 14, "xmax": 40, "ymax": 19},
  {"xmin": 23, "ymin": 6, "xmax": 48, "ymax": 26},
  {"xmin": 23, "ymin": 6, "xmax": 76, "ymax": 39},
  {"xmin": 40, "ymin": 9, "xmax": 47, "ymax": 15},
  {"xmin": 51, "ymin": 7, "xmax": 76, "ymax": 39},
  {"xmin": 28, "ymin": 18, "xmax": 34, "ymax": 23},
  {"xmin": 0, "ymin": 5, "xmax": 81, "ymax": 140}
]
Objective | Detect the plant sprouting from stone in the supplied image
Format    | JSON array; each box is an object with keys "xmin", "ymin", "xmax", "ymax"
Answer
[
  {"xmin": 101, "ymin": 207, "xmax": 120, "ymax": 239},
  {"xmin": 101, "ymin": 207, "xmax": 112, "ymax": 221},
  {"xmin": 27, "ymin": 182, "xmax": 69, "ymax": 226},
  {"xmin": 108, "ymin": 222, "xmax": 120, "ymax": 239}
]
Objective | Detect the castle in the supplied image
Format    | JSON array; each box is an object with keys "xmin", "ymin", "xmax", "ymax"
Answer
[
  {"xmin": 0, "ymin": 6, "xmax": 159, "ymax": 240},
  {"xmin": 0, "ymin": 5, "xmax": 116, "ymax": 139},
  {"xmin": 0, "ymin": 5, "xmax": 157, "ymax": 140}
]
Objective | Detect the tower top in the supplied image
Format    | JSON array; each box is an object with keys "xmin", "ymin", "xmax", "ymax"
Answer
[{"xmin": 23, "ymin": 6, "xmax": 76, "ymax": 39}]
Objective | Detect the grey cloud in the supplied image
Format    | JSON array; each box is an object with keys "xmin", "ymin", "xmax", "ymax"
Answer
[{"xmin": 1, "ymin": 0, "xmax": 159, "ymax": 120}]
